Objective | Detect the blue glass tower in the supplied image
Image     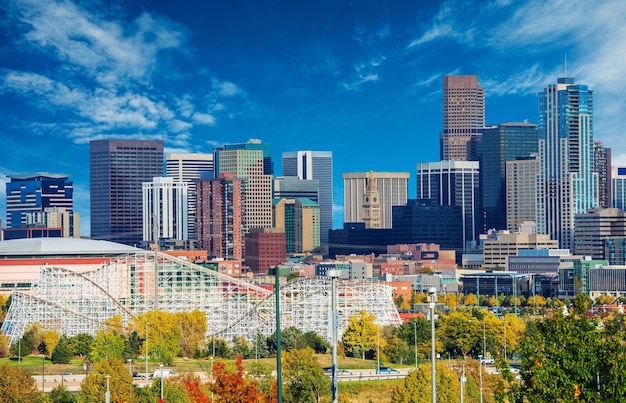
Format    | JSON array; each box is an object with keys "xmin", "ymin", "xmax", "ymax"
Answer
[{"xmin": 538, "ymin": 77, "xmax": 597, "ymax": 249}]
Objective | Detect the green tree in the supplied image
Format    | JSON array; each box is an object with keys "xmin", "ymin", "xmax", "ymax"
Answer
[
  {"xmin": 251, "ymin": 331, "xmax": 269, "ymax": 359},
  {"xmin": 232, "ymin": 336, "xmax": 252, "ymax": 359},
  {"xmin": 437, "ymin": 311, "xmax": 479, "ymax": 358},
  {"xmin": 67, "ymin": 333, "xmax": 94, "ymax": 357},
  {"xmin": 51, "ymin": 336, "xmax": 72, "ymax": 364},
  {"xmin": 283, "ymin": 347, "xmax": 330, "ymax": 403},
  {"xmin": 77, "ymin": 359, "xmax": 137, "ymax": 403},
  {"xmin": 391, "ymin": 362, "xmax": 460, "ymax": 403},
  {"xmin": 511, "ymin": 308, "xmax": 602, "ymax": 401},
  {"xmin": 50, "ymin": 385, "xmax": 76, "ymax": 403},
  {"xmin": 0, "ymin": 364, "xmax": 39, "ymax": 402},
  {"xmin": 341, "ymin": 310, "xmax": 383, "ymax": 360},
  {"xmin": 302, "ymin": 331, "xmax": 328, "ymax": 354},
  {"xmin": 124, "ymin": 330, "xmax": 143, "ymax": 359},
  {"xmin": 89, "ymin": 330, "xmax": 125, "ymax": 362},
  {"xmin": 129, "ymin": 311, "xmax": 182, "ymax": 365}
]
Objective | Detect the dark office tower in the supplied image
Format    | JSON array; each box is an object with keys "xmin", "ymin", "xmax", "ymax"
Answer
[
  {"xmin": 282, "ymin": 151, "xmax": 333, "ymax": 245},
  {"xmin": 538, "ymin": 76, "xmax": 597, "ymax": 250},
  {"xmin": 90, "ymin": 139, "xmax": 164, "ymax": 246},
  {"xmin": 441, "ymin": 75, "xmax": 485, "ymax": 161},
  {"xmin": 6, "ymin": 173, "xmax": 74, "ymax": 228},
  {"xmin": 273, "ymin": 176, "xmax": 319, "ymax": 204},
  {"xmin": 593, "ymin": 141, "xmax": 611, "ymax": 208},
  {"xmin": 481, "ymin": 122, "xmax": 538, "ymax": 231},
  {"xmin": 416, "ymin": 160, "xmax": 480, "ymax": 251},
  {"xmin": 392, "ymin": 199, "xmax": 463, "ymax": 252}
]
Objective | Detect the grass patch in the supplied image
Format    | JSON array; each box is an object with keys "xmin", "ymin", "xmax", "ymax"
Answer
[{"xmin": 338, "ymin": 379, "xmax": 401, "ymax": 403}]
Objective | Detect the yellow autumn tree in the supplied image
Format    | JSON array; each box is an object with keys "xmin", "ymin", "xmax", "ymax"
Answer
[
  {"xmin": 341, "ymin": 310, "xmax": 385, "ymax": 360},
  {"xmin": 176, "ymin": 310, "xmax": 208, "ymax": 357}
]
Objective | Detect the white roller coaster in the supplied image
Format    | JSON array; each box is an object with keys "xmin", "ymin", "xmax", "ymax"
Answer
[{"xmin": 1, "ymin": 251, "xmax": 402, "ymax": 346}]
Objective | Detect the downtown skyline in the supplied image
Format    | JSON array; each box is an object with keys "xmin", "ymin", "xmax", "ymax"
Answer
[{"xmin": 2, "ymin": 0, "xmax": 626, "ymax": 236}]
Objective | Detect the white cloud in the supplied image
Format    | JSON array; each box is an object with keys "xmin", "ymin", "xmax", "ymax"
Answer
[
  {"xmin": 192, "ymin": 112, "xmax": 216, "ymax": 125},
  {"xmin": 218, "ymin": 81, "xmax": 242, "ymax": 97}
]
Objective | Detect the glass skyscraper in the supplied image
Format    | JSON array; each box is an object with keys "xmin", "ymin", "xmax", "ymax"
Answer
[
  {"xmin": 282, "ymin": 151, "xmax": 333, "ymax": 245},
  {"xmin": 90, "ymin": 139, "xmax": 164, "ymax": 246},
  {"xmin": 538, "ymin": 77, "xmax": 597, "ymax": 249},
  {"xmin": 481, "ymin": 122, "xmax": 538, "ymax": 232}
]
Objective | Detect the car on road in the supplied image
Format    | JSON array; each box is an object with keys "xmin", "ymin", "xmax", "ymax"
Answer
[
  {"xmin": 58, "ymin": 372, "xmax": 72, "ymax": 376},
  {"xmin": 376, "ymin": 366, "xmax": 399, "ymax": 374},
  {"xmin": 479, "ymin": 357, "xmax": 495, "ymax": 365}
]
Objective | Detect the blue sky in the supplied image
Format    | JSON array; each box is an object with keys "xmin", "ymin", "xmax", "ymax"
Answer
[{"xmin": 1, "ymin": 0, "xmax": 626, "ymax": 236}]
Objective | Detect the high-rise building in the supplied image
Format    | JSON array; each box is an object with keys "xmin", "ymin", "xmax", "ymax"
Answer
[
  {"xmin": 215, "ymin": 142, "xmax": 273, "ymax": 232},
  {"xmin": 343, "ymin": 171, "xmax": 409, "ymax": 230},
  {"xmin": 273, "ymin": 176, "xmax": 319, "ymax": 204},
  {"xmin": 612, "ymin": 166, "xmax": 626, "ymax": 210},
  {"xmin": 593, "ymin": 141, "xmax": 612, "ymax": 208},
  {"xmin": 196, "ymin": 173, "xmax": 245, "ymax": 260},
  {"xmin": 142, "ymin": 177, "xmax": 189, "ymax": 246},
  {"xmin": 282, "ymin": 151, "xmax": 332, "ymax": 245},
  {"xmin": 441, "ymin": 75, "xmax": 485, "ymax": 161},
  {"xmin": 416, "ymin": 160, "xmax": 480, "ymax": 250},
  {"xmin": 244, "ymin": 228, "xmax": 286, "ymax": 274},
  {"xmin": 24, "ymin": 207, "xmax": 80, "ymax": 238},
  {"xmin": 537, "ymin": 77, "xmax": 597, "ymax": 249},
  {"xmin": 273, "ymin": 197, "xmax": 320, "ymax": 253},
  {"xmin": 574, "ymin": 208, "xmax": 626, "ymax": 260},
  {"xmin": 391, "ymin": 199, "xmax": 464, "ymax": 252},
  {"xmin": 481, "ymin": 122, "xmax": 538, "ymax": 231},
  {"xmin": 219, "ymin": 139, "xmax": 273, "ymax": 175},
  {"xmin": 165, "ymin": 153, "xmax": 214, "ymax": 241},
  {"xmin": 6, "ymin": 173, "xmax": 74, "ymax": 229},
  {"xmin": 90, "ymin": 140, "xmax": 164, "ymax": 246},
  {"xmin": 506, "ymin": 156, "xmax": 540, "ymax": 232}
]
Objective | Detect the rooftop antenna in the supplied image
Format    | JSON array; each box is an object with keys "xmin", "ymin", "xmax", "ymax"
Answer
[{"xmin": 564, "ymin": 53, "xmax": 567, "ymax": 78}]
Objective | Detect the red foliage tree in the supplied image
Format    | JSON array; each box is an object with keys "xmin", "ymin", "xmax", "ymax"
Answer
[{"xmin": 210, "ymin": 356, "xmax": 266, "ymax": 403}]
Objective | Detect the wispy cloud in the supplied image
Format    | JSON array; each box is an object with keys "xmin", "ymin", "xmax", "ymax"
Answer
[
  {"xmin": 1, "ymin": 0, "xmax": 251, "ymax": 149},
  {"xmin": 339, "ymin": 56, "xmax": 386, "ymax": 91}
]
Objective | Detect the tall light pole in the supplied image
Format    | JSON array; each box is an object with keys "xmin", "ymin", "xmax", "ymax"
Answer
[
  {"xmin": 128, "ymin": 358, "xmax": 132, "ymax": 375},
  {"xmin": 145, "ymin": 323, "xmax": 149, "ymax": 379},
  {"xmin": 480, "ymin": 322, "xmax": 485, "ymax": 403},
  {"xmin": 41, "ymin": 355, "xmax": 45, "ymax": 393},
  {"xmin": 273, "ymin": 266, "xmax": 283, "ymax": 403},
  {"xmin": 414, "ymin": 319, "xmax": 418, "ymax": 369},
  {"xmin": 105, "ymin": 374, "xmax": 110, "ymax": 403},
  {"xmin": 160, "ymin": 364, "xmax": 164, "ymax": 400},
  {"xmin": 428, "ymin": 287, "xmax": 437, "ymax": 403},
  {"xmin": 327, "ymin": 270, "xmax": 339, "ymax": 403},
  {"xmin": 503, "ymin": 319, "xmax": 507, "ymax": 362}
]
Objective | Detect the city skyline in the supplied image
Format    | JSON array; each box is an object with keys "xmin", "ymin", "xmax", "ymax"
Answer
[{"xmin": 1, "ymin": 0, "xmax": 626, "ymax": 236}]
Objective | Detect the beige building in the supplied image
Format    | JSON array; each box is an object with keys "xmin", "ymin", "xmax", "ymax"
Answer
[
  {"xmin": 216, "ymin": 148, "xmax": 273, "ymax": 231},
  {"xmin": 343, "ymin": 171, "xmax": 409, "ymax": 229},
  {"xmin": 483, "ymin": 231, "xmax": 558, "ymax": 268},
  {"xmin": 25, "ymin": 207, "xmax": 80, "ymax": 238},
  {"xmin": 273, "ymin": 198, "xmax": 320, "ymax": 253},
  {"xmin": 506, "ymin": 156, "xmax": 539, "ymax": 232}
]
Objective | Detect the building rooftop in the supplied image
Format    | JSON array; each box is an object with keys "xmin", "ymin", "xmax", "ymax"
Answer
[{"xmin": 0, "ymin": 238, "xmax": 141, "ymax": 256}]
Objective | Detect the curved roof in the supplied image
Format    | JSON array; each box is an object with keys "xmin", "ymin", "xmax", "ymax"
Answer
[{"xmin": 0, "ymin": 238, "xmax": 141, "ymax": 256}]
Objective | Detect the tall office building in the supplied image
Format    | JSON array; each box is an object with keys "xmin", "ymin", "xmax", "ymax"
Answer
[
  {"xmin": 612, "ymin": 166, "xmax": 626, "ymax": 210},
  {"xmin": 273, "ymin": 197, "xmax": 320, "ymax": 253},
  {"xmin": 215, "ymin": 143, "xmax": 273, "ymax": 232},
  {"xmin": 537, "ymin": 76, "xmax": 597, "ymax": 249},
  {"xmin": 196, "ymin": 173, "xmax": 245, "ymax": 259},
  {"xmin": 506, "ymin": 156, "xmax": 540, "ymax": 232},
  {"xmin": 343, "ymin": 171, "xmax": 409, "ymax": 230},
  {"xmin": 142, "ymin": 177, "xmax": 189, "ymax": 246},
  {"xmin": 416, "ymin": 160, "xmax": 480, "ymax": 250},
  {"xmin": 593, "ymin": 141, "xmax": 611, "ymax": 208},
  {"xmin": 90, "ymin": 139, "xmax": 164, "ymax": 246},
  {"xmin": 481, "ymin": 122, "xmax": 538, "ymax": 231},
  {"xmin": 6, "ymin": 173, "xmax": 74, "ymax": 229},
  {"xmin": 574, "ymin": 208, "xmax": 626, "ymax": 259},
  {"xmin": 273, "ymin": 176, "xmax": 319, "ymax": 203},
  {"xmin": 220, "ymin": 139, "xmax": 273, "ymax": 175},
  {"xmin": 441, "ymin": 75, "xmax": 485, "ymax": 161},
  {"xmin": 282, "ymin": 151, "xmax": 332, "ymax": 245},
  {"xmin": 165, "ymin": 153, "xmax": 214, "ymax": 241}
]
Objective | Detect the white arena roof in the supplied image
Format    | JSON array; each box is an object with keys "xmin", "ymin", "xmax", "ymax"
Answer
[{"xmin": 0, "ymin": 238, "xmax": 141, "ymax": 256}]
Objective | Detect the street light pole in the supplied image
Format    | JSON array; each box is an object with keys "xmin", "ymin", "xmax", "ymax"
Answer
[
  {"xmin": 428, "ymin": 287, "xmax": 437, "ymax": 403},
  {"xmin": 414, "ymin": 320, "xmax": 418, "ymax": 369},
  {"xmin": 274, "ymin": 266, "xmax": 283, "ymax": 403},
  {"xmin": 326, "ymin": 270, "xmax": 339, "ymax": 403},
  {"xmin": 145, "ymin": 323, "xmax": 149, "ymax": 379},
  {"xmin": 105, "ymin": 374, "xmax": 110, "ymax": 403},
  {"xmin": 160, "ymin": 364, "xmax": 164, "ymax": 400},
  {"xmin": 41, "ymin": 355, "xmax": 45, "ymax": 393},
  {"xmin": 480, "ymin": 322, "xmax": 485, "ymax": 403}
]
